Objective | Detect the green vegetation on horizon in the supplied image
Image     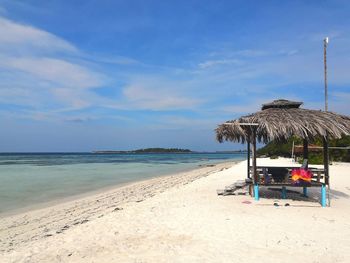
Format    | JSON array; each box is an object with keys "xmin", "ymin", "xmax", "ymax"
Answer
[
  {"xmin": 257, "ymin": 135, "xmax": 350, "ymax": 164},
  {"xmin": 133, "ymin": 148, "xmax": 192, "ymax": 153},
  {"xmin": 94, "ymin": 148, "xmax": 192, "ymax": 154}
]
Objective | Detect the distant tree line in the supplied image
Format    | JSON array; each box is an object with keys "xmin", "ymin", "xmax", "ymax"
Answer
[
  {"xmin": 133, "ymin": 148, "xmax": 192, "ymax": 153},
  {"xmin": 257, "ymin": 135, "xmax": 350, "ymax": 164},
  {"xmin": 94, "ymin": 148, "xmax": 192, "ymax": 154}
]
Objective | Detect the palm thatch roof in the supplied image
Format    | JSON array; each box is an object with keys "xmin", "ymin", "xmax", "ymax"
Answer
[
  {"xmin": 216, "ymin": 99, "xmax": 350, "ymax": 144},
  {"xmin": 261, "ymin": 99, "xmax": 302, "ymax": 110}
]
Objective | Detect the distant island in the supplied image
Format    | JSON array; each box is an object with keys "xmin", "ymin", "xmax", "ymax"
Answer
[
  {"xmin": 93, "ymin": 148, "xmax": 192, "ymax": 154},
  {"xmin": 215, "ymin": 150, "xmax": 248, "ymax": 154}
]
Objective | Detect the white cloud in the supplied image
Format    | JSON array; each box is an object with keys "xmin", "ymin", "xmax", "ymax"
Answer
[
  {"xmin": 122, "ymin": 85, "xmax": 201, "ymax": 110},
  {"xmin": 2, "ymin": 57, "xmax": 104, "ymax": 89},
  {"xmin": 0, "ymin": 17, "xmax": 76, "ymax": 52},
  {"xmin": 51, "ymin": 88, "xmax": 93, "ymax": 109},
  {"xmin": 198, "ymin": 59, "xmax": 241, "ymax": 69},
  {"xmin": 0, "ymin": 16, "xmax": 108, "ymax": 115},
  {"xmin": 86, "ymin": 54, "xmax": 140, "ymax": 65},
  {"xmin": 0, "ymin": 16, "xmax": 349, "ymax": 127},
  {"xmin": 0, "ymin": 85, "xmax": 47, "ymax": 107},
  {"xmin": 235, "ymin": 49, "xmax": 269, "ymax": 57},
  {"xmin": 236, "ymin": 49, "xmax": 298, "ymax": 57},
  {"xmin": 136, "ymin": 115, "xmax": 222, "ymax": 131}
]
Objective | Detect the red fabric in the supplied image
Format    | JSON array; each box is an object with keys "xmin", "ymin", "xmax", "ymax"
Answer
[{"xmin": 291, "ymin": 168, "xmax": 312, "ymax": 182}]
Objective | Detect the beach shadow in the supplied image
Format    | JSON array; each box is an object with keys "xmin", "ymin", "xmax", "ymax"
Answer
[
  {"xmin": 329, "ymin": 188, "xmax": 350, "ymax": 199},
  {"xmin": 250, "ymin": 186, "xmax": 350, "ymax": 205},
  {"xmin": 257, "ymin": 186, "xmax": 320, "ymax": 203}
]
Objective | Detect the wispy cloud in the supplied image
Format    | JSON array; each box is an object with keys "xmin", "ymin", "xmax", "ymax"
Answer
[
  {"xmin": 233, "ymin": 49, "xmax": 270, "ymax": 58},
  {"xmin": 144, "ymin": 115, "xmax": 222, "ymax": 130},
  {"xmin": 0, "ymin": 1, "xmax": 350, "ymax": 151},
  {"xmin": 86, "ymin": 54, "xmax": 140, "ymax": 66},
  {"xmin": 2, "ymin": 57, "xmax": 104, "ymax": 89},
  {"xmin": 0, "ymin": 16, "xmax": 205, "ymax": 119},
  {"xmin": 0, "ymin": 16, "xmax": 108, "ymax": 116},
  {"xmin": 198, "ymin": 59, "xmax": 241, "ymax": 69},
  {"xmin": 0, "ymin": 17, "xmax": 76, "ymax": 53},
  {"xmin": 122, "ymin": 84, "xmax": 202, "ymax": 111},
  {"xmin": 0, "ymin": 14, "xmax": 349, "ymax": 124}
]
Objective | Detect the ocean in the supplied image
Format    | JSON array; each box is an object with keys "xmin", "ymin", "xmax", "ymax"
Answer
[{"xmin": 0, "ymin": 152, "xmax": 245, "ymax": 214}]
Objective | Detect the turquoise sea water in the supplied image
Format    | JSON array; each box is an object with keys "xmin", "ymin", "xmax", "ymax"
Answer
[{"xmin": 0, "ymin": 153, "xmax": 245, "ymax": 214}]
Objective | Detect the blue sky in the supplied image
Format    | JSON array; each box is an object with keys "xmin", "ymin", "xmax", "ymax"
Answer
[{"xmin": 0, "ymin": 0, "xmax": 349, "ymax": 152}]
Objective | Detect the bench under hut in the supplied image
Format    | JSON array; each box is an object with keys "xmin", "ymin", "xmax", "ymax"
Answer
[{"xmin": 216, "ymin": 99, "xmax": 350, "ymax": 207}]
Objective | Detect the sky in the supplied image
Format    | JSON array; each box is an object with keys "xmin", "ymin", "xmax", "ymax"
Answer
[{"xmin": 0, "ymin": 0, "xmax": 349, "ymax": 152}]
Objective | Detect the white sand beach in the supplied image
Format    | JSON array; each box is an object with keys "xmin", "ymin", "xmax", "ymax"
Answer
[{"xmin": 1, "ymin": 158, "xmax": 350, "ymax": 263}]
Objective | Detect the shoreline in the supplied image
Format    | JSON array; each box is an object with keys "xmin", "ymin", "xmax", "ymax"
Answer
[
  {"xmin": 0, "ymin": 160, "xmax": 237, "ymax": 253},
  {"xmin": 0, "ymin": 159, "xmax": 239, "ymax": 218}
]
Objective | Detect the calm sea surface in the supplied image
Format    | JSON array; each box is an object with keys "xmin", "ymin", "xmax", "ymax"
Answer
[{"xmin": 0, "ymin": 152, "xmax": 245, "ymax": 214}]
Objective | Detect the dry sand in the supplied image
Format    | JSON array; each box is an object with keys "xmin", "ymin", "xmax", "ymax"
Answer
[{"xmin": 1, "ymin": 158, "xmax": 350, "ymax": 263}]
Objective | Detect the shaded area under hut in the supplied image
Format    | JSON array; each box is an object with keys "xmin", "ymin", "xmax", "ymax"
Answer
[{"xmin": 216, "ymin": 99, "xmax": 350, "ymax": 207}]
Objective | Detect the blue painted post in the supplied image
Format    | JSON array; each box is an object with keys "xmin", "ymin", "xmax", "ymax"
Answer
[
  {"xmin": 303, "ymin": 187, "xmax": 308, "ymax": 197},
  {"xmin": 254, "ymin": 184, "xmax": 259, "ymax": 201},
  {"xmin": 282, "ymin": 187, "xmax": 287, "ymax": 199},
  {"xmin": 321, "ymin": 185, "xmax": 327, "ymax": 207}
]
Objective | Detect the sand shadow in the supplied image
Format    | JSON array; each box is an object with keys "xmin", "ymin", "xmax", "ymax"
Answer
[
  {"xmin": 329, "ymin": 188, "xmax": 350, "ymax": 199},
  {"xmin": 257, "ymin": 186, "xmax": 320, "ymax": 203}
]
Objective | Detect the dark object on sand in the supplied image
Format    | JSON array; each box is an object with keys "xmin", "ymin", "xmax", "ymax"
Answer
[
  {"xmin": 217, "ymin": 179, "xmax": 248, "ymax": 196},
  {"xmin": 268, "ymin": 167, "xmax": 289, "ymax": 183}
]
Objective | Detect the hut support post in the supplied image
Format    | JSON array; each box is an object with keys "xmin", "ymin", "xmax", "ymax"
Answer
[
  {"xmin": 303, "ymin": 139, "xmax": 309, "ymax": 167},
  {"xmin": 323, "ymin": 136, "xmax": 329, "ymax": 185},
  {"xmin": 252, "ymin": 129, "xmax": 258, "ymax": 200},
  {"xmin": 282, "ymin": 187, "xmax": 287, "ymax": 199},
  {"xmin": 254, "ymin": 185, "xmax": 259, "ymax": 200},
  {"xmin": 303, "ymin": 187, "xmax": 308, "ymax": 197},
  {"xmin": 323, "ymin": 135, "xmax": 330, "ymax": 207},
  {"xmin": 321, "ymin": 185, "xmax": 327, "ymax": 207},
  {"xmin": 247, "ymin": 140, "xmax": 251, "ymax": 179}
]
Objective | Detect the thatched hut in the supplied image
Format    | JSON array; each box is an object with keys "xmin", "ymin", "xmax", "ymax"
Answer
[{"xmin": 216, "ymin": 99, "xmax": 350, "ymax": 206}]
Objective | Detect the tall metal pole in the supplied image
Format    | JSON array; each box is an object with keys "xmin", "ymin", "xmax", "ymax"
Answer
[
  {"xmin": 246, "ymin": 128, "xmax": 251, "ymax": 179},
  {"xmin": 323, "ymin": 37, "xmax": 330, "ymax": 206},
  {"xmin": 251, "ymin": 128, "xmax": 258, "ymax": 199},
  {"xmin": 324, "ymin": 37, "xmax": 329, "ymax": 111}
]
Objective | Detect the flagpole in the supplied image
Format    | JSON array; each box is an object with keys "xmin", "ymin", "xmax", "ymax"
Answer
[{"xmin": 324, "ymin": 37, "xmax": 329, "ymax": 111}]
